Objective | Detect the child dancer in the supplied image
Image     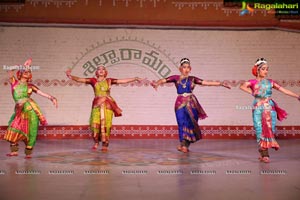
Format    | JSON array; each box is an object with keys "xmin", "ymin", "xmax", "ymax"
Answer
[
  {"xmin": 152, "ymin": 58, "xmax": 230, "ymax": 153},
  {"xmin": 240, "ymin": 58, "xmax": 300, "ymax": 163},
  {"xmin": 4, "ymin": 59, "xmax": 58, "ymax": 159},
  {"xmin": 66, "ymin": 66, "xmax": 142, "ymax": 152}
]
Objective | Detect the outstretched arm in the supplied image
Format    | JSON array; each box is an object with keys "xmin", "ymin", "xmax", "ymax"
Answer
[
  {"xmin": 115, "ymin": 77, "xmax": 143, "ymax": 84},
  {"xmin": 36, "ymin": 90, "xmax": 58, "ymax": 108},
  {"xmin": 151, "ymin": 78, "xmax": 167, "ymax": 90},
  {"xmin": 278, "ymin": 87, "xmax": 300, "ymax": 100},
  {"xmin": 239, "ymin": 81, "xmax": 252, "ymax": 95},
  {"xmin": 65, "ymin": 68, "xmax": 90, "ymax": 84},
  {"xmin": 202, "ymin": 80, "xmax": 231, "ymax": 89}
]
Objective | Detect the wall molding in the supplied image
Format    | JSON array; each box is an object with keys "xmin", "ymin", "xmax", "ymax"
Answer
[
  {"xmin": 2, "ymin": 79, "xmax": 300, "ymax": 88},
  {"xmin": 1, "ymin": 125, "xmax": 299, "ymax": 139}
]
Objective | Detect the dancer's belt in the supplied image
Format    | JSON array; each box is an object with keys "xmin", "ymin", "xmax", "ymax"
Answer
[
  {"xmin": 255, "ymin": 97, "xmax": 271, "ymax": 101},
  {"xmin": 178, "ymin": 93, "xmax": 193, "ymax": 97},
  {"xmin": 16, "ymin": 98, "xmax": 29, "ymax": 104}
]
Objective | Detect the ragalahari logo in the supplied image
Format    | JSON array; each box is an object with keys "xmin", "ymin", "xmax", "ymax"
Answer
[{"xmin": 240, "ymin": 2, "xmax": 254, "ymax": 16}]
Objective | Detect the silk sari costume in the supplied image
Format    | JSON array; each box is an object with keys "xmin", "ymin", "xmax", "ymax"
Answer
[
  {"xmin": 86, "ymin": 78, "xmax": 122, "ymax": 145},
  {"xmin": 248, "ymin": 79, "xmax": 287, "ymax": 151},
  {"xmin": 4, "ymin": 76, "xmax": 46, "ymax": 153},
  {"xmin": 166, "ymin": 75, "xmax": 207, "ymax": 147}
]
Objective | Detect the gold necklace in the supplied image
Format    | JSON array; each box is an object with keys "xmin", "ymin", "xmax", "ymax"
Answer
[
  {"xmin": 180, "ymin": 77, "xmax": 188, "ymax": 88},
  {"xmin": 97, "ymin": 78, "xmax": 105, "ymax": 82},
  {"xmin": 97, "ymin": 78, "xmax": 107, "ymax": 91}
]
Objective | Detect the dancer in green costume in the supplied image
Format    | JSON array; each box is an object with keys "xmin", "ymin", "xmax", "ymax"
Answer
[{"xmin": 4, "ymin": 58, "xmax": 58, "ymax": 159}]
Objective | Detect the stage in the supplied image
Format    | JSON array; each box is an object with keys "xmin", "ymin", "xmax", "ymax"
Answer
[{"xmin": 0, "ymin": 139, "xmax": 299, "ymax": 200}]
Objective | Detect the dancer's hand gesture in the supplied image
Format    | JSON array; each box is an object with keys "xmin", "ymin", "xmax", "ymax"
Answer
[
  {"xmin": 51, "ymin": 97, "xmax": 58, "ymax": 108},
  {"xmin": 221, "ymin": 82, "xmax": 231, "ymax": 89},
  {"xmin": 151, "ymin": 81, "xmax": 159, "ymax": 90},
  {"xmin": 65, "ymin": 68, "xmax": 72, "ymax": 79},
  {"xmin": 135, "ymin": 77, "xmax": 144, "ymax": 83}
]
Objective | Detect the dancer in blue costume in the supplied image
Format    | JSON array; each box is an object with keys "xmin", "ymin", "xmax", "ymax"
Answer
[
  {"xmin": 152, "ymin": 58, "xmax": 231, "ymax": 153},
  {"xmin": 240, "ymin": 58, "xmax": 300, "ymax": 163}
]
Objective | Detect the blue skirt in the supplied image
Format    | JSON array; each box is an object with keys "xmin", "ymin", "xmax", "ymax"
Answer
[{"xmin": 175, "ymin": 105, "xmax": 201, "ymax": 143}]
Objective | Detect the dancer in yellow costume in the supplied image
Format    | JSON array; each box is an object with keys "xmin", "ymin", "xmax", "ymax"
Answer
[{"xmin": 66, "ymin": 66, "xmax": 142, "ymax": 152}]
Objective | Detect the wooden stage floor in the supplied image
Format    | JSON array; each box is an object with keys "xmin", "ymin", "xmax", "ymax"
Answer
[{"xmin": 0, "ymin": 139, "xmax": 299, "ymax": 200}]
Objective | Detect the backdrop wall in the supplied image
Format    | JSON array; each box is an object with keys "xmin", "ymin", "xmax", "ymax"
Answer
[{"xmin": 0, "ymin": 27, "xmax": 299, "ymax": 138}]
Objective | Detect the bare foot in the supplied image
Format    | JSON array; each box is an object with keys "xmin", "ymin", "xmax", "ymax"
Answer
[
  {"xmin": 92, "ymin": 143, "xmax": 99, "ymax": 150},
  {"xmin": 177, "ymin": 146, "xmax": 189, "ymax": 153},
  {"xmin": 181, "ymin": 146, "xmax": 189, "ymax": 153},
  {"xmin": 262, "ymin": 157, "xmax": 270, "ymax": 163},
  {"xmin": 6, "ymin": 152, "xmax": 18, "ymax": 157},
  {"xmin": 177, "ymin": 145, "xmax": 183, "ymax": 151},
  {"xmin": 101, "ymin": 147, "xmax": 108, "ymax": 153}
]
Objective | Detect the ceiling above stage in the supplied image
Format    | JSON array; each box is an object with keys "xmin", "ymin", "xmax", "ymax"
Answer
[{"xmin": 0, "ymin": 0, "xmax": 299, "ymax": 30}]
